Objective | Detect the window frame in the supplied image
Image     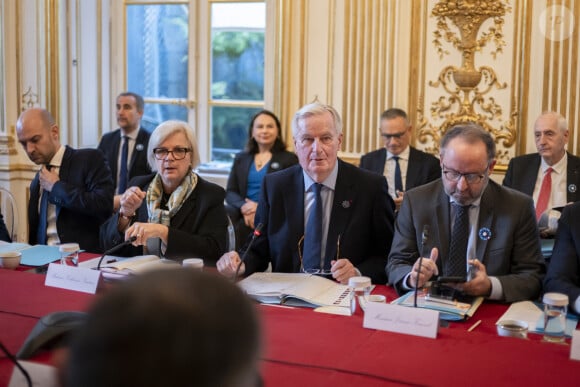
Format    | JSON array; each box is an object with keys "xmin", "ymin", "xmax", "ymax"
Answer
[{"xmin": 110, "ymin": 0, "xmax": 275, "ymax": 165}]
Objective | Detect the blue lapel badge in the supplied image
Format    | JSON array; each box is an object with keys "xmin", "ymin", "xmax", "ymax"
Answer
[{"xmin": 478, "ymin": 227, "xmax": 491, "ymax": 241}]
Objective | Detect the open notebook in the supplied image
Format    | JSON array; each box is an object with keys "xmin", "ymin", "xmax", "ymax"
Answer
[
  {"xmin": 237, "ymin": 272, "xmax": 352, "ymax": 310},
  {"xmin": 80, "ymin": 255, "xmax": 180, "ymax": 279}
]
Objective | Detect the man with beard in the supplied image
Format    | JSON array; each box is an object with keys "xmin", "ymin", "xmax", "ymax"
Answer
[{"xmin": 387, "ymin": 124, "xmax": 544, "ymax": 302}]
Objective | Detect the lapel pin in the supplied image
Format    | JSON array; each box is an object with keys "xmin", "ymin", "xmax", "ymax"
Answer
[
  {"xmin": 478, "ymin": 227, "xmax": 491, "ymax": 241},
  {"xmin": 341, "ymin": 200, "xmax": 351, "ymax": 209},
  {"xmin": 271, "ymin": 162, "xmax": 280, "ymax": 170},
  {"xmin": 136, "ymin": 144, "xmax": 144, "ymax": 151},
  {"xmin": 568, "ymin": 184, "xmax": 577, "ymax": 193}
]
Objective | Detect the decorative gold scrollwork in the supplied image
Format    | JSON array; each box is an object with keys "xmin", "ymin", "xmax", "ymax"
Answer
[{"xmin": 419, "ymin": 0, "xmax": 515, "ymax": 162}]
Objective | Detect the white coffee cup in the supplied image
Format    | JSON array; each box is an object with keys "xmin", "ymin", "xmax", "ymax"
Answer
[
  {"xmin": 0, "ymin": 251, "xmax": 22, "ymax": 270},
  {"xmin": 182, "ymin": 258, "xmax": 204, "ymax": 270}
]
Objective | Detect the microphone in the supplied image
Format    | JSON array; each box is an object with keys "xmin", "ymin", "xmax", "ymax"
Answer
[
  {"xmin": 233, "ymin": 223, "xmax": 263, "ymax": 282},
  {"xmin": 414, "ymin": 225, "xmax": 430, "ymax": 307},
  {"xmin": 96, "ymin": 236, "xmax": 138, "ymax": 270}
]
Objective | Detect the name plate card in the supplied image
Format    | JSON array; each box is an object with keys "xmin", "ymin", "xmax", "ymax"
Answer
[
  {"xmin": 363, "ymin": 302, "xmax": 439, "ymax": 339},
  {"xmin": 570, "ymin": 330, "xmax": 580, "ymax": 361},
  {"xmin": 45, "ymin": 263, "xmax": 101, "ymax": 294}
]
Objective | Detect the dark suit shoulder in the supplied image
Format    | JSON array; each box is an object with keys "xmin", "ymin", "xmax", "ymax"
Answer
[
  {"xmin": 68, "ymin": 147, "xmax": 108, "ymax": 161},
  {"xmin": 409, "ymin": 146, "xmax": 439, "ymax": 162},
  {"xmin": 361, "ymin": 148, "xmax": 385, "ymax": 160},
  {"xmin": 508, "ymin": 153, "xmax": 541, "ymax": 164},
  {"xmin": 487, "ymin": 179, "xmax": 535, "ymax": 206}
]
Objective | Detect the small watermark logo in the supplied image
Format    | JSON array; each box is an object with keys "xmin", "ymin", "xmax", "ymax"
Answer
[{"xmin": 539, "ymin": 5, "xmax": 575, "ymax": 42}]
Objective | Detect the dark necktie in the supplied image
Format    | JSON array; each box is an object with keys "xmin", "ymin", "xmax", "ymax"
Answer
[
  {"xmin": 446, "ymin": 203, "xmax": 470, "ymax": 278},
  {"xmin": 37, "ymin": 165, "xmax": 52, "ymax": 245},
  {"xmin": 118, "ymin": 135, "xmax": 130, "ymax": 194},
  {"xmin": 393, "ymin": 156, "xmax": 403, "ymax": 194},
  {"xmin": 303, "ymin": 183, "xmax": 323, "ymax": 271}
]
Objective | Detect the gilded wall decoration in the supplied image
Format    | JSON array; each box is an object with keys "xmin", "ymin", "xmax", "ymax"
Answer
[{"xmin": 418, "ymin": 0, "xmax": 515, "ymax": 164}]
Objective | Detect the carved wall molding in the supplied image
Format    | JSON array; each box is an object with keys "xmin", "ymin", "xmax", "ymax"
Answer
[{"xmin": 417, "ymin": 0, "xmax": 516, "ymax": 166}]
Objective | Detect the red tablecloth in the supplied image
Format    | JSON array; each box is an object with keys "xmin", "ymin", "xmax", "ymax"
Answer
[{"xmin": 1, "ymin": 268, "xmax": 579, "ymax": 386}]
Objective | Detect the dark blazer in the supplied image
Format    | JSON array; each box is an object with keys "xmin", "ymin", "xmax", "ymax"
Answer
[
  {"xmin": 387, "ymin": 179, "xmax": 545, "ymax": 302},
  {"xmin": 503, "ymin": 152, "xmax": 580, "ymax": 203},
  {"xmin": 100, "ymin": 173, "xmax": 228, "ymax": 264},
  {"xmin": 244, "ymin": 160, "xmax": 395, "ymax": 284},
  {"xmin": 28, "ymin": 146, "xmax": 114, "ymax": 253},
  {"xmin": 544, "ymin": 201, "xmax": 580, "ymax": 311},
  {"xmin": 359, "ymin": 147, "xmax": 441, "ymax": 190},
  {"xmin": 226, "ymin": 150, "xmax": 298, "ymax": 209},
  {"xmin": 97, "ymin": 128, "xmax": 151, "ymax": 192}
]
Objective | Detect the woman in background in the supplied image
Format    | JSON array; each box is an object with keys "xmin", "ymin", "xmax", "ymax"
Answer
[
  {"xmin": 100, "ymin": 120, "xmax": 228, "ymax": 264},
  {"xmin": 226, "ymin": 110, "xmax": 297, "ymax": 247}
]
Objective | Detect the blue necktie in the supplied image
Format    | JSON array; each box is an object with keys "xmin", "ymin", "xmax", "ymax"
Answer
[
  {"xmin": 393, "ymin": 156, "xmax": 403, "ymax": 194},
  {"xmin": 446, "ymin": 203, "xmax": 470, "ymax": 278},
  {"xmin": 303, "ymin": 183, "xmax": 323, "ymax": 271},
  {"xmin": 37, "ymin": 166, "xmax": 51, "ymax": 245},
  {"xmin": 118, "ymin": 135, "xmax": 129, "ymax": 194}
]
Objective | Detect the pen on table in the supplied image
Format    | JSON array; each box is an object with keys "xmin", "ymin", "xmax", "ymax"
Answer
[
  {"xmin": 261, "ymin": 304, "xmax": 297, "ymax": 310},
  {"xmin": 468, "ymin": 319, "xmax": 482, "ymax": 332}
]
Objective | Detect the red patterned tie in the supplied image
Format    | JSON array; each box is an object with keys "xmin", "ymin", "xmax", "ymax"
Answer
[{"xmin": 536, "ymin": 167, "xmax": 553, "ymax": 220}]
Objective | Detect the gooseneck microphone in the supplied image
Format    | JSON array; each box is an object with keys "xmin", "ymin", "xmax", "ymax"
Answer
[
  {"xmin": 96, "ymin": 236, "xmax": 138, "ymax": 270},
  {"xmin": 414, "ymin": 225, "xmax": 430, "ymax": 308},
  {"xmin": 233, "ymin": 223, "xmax": 263, "ymax": 282}
]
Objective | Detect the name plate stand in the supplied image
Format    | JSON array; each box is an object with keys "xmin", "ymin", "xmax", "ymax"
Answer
[
  {"xmin": 363, "ymin": 302, "xmax": 439, "ymax": 339},
  {"xmin": 44, "ymin": 263, "xmax": 101, "ymax": 294}
]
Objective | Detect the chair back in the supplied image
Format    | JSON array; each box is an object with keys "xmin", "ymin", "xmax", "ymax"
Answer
[{"xmin": 0, "ymin": 187, "xmax": 18, "ymax": 241}]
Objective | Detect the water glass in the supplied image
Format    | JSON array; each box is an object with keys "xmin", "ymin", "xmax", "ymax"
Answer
[
  {"xmin": 542, "ymin": 292, "xmax": 568, "ymax": 343},
  {"xmin": 59, "ymin": 243, "xmax": 80, "ymax": 267},
  {"xmin": 348, "ymin": 276, "xmax": 371, "ymax": 314}
]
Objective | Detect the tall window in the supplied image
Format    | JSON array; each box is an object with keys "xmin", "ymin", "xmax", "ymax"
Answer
[
  {"xmin": 124, "ymin": 0, "xmax": 266, "ymax": 164},
  {"xmin": 210, "ymin": 2, "xmax": 265, "ymax": 161}
]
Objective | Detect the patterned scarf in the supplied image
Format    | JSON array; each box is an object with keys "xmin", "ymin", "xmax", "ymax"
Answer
[{"xmin": 146, "ymin": 171, "xmax": 198, "ymax": 226}]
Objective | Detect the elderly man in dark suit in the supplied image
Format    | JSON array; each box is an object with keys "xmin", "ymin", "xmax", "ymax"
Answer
[
  {"xmin": 388, "ymin": 124, "xmax": 544, "ymax": 302},
  {"xmin": 360, "ymin": 108, "xmax": 440, "ymax": 211},
  {"xmin": 98, "ymin": 92, "xmax": 151, "ymax": 211},
  {"xmin": 16, "ymin": 108, "xmax": 114, "ymax": 253},
  {"xmin": 217, "ymin": 102, "xmax": 395, "ymax": 284},
  {"xmin": 503, "ymin": 112, "xmax": 580, "ymax": 220}
]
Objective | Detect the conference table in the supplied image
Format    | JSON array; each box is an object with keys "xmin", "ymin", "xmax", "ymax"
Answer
[{"xmin": 1, "ymin": 267, "xmax": 579, "ymax": 386}]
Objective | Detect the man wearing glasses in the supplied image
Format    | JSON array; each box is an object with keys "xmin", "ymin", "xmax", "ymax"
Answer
[
  {"xmin": 388, "ymin": 124, "xmax": 545, "ymax": 302},
  {"xmin": 217, "ymin": 102, "xmax": 395, "ymax": 284},
  {"xmin": 360, "ymin": 108, "xmax": 440, "ymax": 211}
]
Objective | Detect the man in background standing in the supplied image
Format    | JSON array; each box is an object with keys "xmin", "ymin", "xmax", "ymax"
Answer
[
  {"xmin": 98, "ymin": 92, "xmax": 151, "ymax": 211},
  {"xmin": 360, "ymin": 108, "xmax": 440, "ymax": 211}
]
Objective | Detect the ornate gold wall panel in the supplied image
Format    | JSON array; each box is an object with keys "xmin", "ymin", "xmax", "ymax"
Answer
[{"xmin": 341, "ymin": 0, "xmax": 398, "ymax": 159}]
